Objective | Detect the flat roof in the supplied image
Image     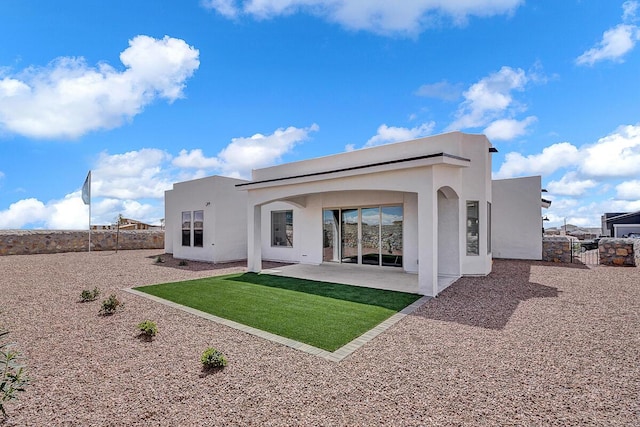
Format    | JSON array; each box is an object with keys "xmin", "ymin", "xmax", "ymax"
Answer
[
  {"xmin": 236, "ymin": 152, "xmax": 470, "ymax": 188},
  {"xmin": 605, "ymin": 210, "xmax": 640, "ymax": 222}
]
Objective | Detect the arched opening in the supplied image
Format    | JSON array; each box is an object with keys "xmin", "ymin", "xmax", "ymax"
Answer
[{"xmin": 437, "ymin": 186, "xmax": 460, "ymax": 287}]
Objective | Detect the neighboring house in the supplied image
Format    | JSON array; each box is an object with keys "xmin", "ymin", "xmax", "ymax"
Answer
[
  {"xmin": 165, "ymin": 131, "xmax": 544, "ymax": 297},
  {"xmin": 544, "ymin": 224, "xmax": 600, "ymax": 239},
  {"xmin": 602, "ymin": 211, "xmax": 640, "ymax": 237},
  {"xmin": 92, "ymin": 217, "xmax": 159, "ymax": 230}
]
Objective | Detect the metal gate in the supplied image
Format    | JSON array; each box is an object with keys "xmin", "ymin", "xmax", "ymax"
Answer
[{"xmin": 571, "ymin": 241, "xmax": 600, "ymax": 265}]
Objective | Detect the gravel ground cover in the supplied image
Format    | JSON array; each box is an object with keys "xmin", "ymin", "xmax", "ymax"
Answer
[{"xmin": 0, "ymin": 250, "xmax": 638, "ymax": 426}]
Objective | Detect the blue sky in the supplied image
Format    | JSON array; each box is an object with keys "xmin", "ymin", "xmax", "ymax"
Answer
[{"xmin": 0, "ymin": 0, "xmax": 639, "ymax": 229}]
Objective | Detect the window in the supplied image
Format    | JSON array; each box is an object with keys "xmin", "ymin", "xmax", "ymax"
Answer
[
  {"xmin": 466, "ymin": 201, "xmax": 479, "ymax": 255},
  {"xmin": 193, "ymin": 210, "xmax": 204, "ymax": 247},
  {"xmin": 181, "ymin": 211, "xmax": 191, "ymax": 247},
  {"xmin": 487, "ymin": 202, "xmax": 492, "ymax": 254},
  {"xmin": 182, "ymin": 210, "xmax": 204, "ymax": 248},
  {"xmin": 271, "ymin": 210, "xmax": 293, "ymax": 247}
]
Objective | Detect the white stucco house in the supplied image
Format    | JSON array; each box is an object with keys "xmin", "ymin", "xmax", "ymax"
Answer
[
  {"xmin": 165, "ymin": 175, "xmax": 249, "ymax": 263},
  {"xmin": 165, "ymin": 131, "xmax": 544, "ymax": 297}
]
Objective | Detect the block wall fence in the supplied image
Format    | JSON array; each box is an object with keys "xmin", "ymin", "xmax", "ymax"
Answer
[
  {"xmin": 542, "ymin": 236, "xmax": 638, "ymax": 267},
  {"xmin": 0, "ymin": 230, "xmax": 164, "ymax": 256},
  {"xmin": 1, "ymin": 230, "xmax": 636, "ymax": 267},
  {"xmin": 598, "ymin": 238, "xmax": 640, "ymax": 266}
]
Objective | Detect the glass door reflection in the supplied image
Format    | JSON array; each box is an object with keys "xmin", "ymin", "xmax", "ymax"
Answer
[
  {"xmin": 361, "ymin": 207, "xmax": 380, "ymax": 265},
  {"xmin": 322, "ymin": 209, "xmax": 340, "ymax": 262},
  {"xmin": 381, "ymin": 206, "xmax": 403, "ymax": 267},
  {"xmin": 341, "ymin": 209, "xmax": 359, "ymax": 263}
]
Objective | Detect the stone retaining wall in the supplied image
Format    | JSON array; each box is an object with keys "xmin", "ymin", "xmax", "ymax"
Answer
[
  {"xmin": 598, "ymin": 238, "xmax": 639, "ymax": 266},
  {"xmin": 0, "ymin": 230, "xmax": 164, "ymax": 256},
  {"xmin": 543, "ymin": 235, "xmax": 638, "ymax": 266},
  {"xmin": 542, "ymin": 236, "xmax": 577, "ymax": 263}
]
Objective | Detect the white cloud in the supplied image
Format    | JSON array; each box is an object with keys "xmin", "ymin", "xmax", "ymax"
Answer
[
  {"xmin": 447, "ymin": 66, "xmax": 528, "ymax": 132},
  {"xmin": 173, "ymin": 149, "xmax": 221, "ymax": 169},
  {"xmin": 203, "ymin": 0, "xmax": 239, "ymax": 18},
  {"xmin": 483, "ymin": 116, "xmax": 537, "ymax": 141},
  {"xmin": 0, "ymin": 35, "xmax": 199, "ymax": 139},
  {"xmin": 173, "ymin": 124, "xmax": 319, "ymax": 178},
  {"xmin": 496, "ymin": 123, "xmax": 640, "ymax": 227},
  {"xmin": 362, "ymin": 122, "xmax": 435, "ymax": 149},
  {"xmin": 92, "ymin": 148, "xmax": 174, "ymax": 199},
  {"xmin": 89, "ymin": 198, "xmax": 160, "ymax": 226},
  {"xmin": 606, "ymin": 199, "xmax": 640, "ymax": 212},
  {"xmin": 546, "ymin": 197, "xmax": 640, "ymax": 229},
  {"xmin": 579, "ymin": 123, "xmax": 640, "ymax": 178},
  {"xmin": 576, "ymin": 24, "xmax": 640, "ymax": 66},
  {"xmin": 218, "ymin": 124, "xmax": 319, "ymax": 177},
  {"xmin": 623, "ymin": 1, "xmax": 640, "ymax": 22},
  {"xmin": 546, "ymin": 172, "xmax": 597, "ymax": 197},
  {"xmin": 46, "ymin": 193, "xmax": 90, "ymax": 229},
  {"xmin": 576, "ymin": 2, "xmax": 640, "ymax": 66},
  {"xmin": 0, "ymin": 187, "xmax": 165, "ymax": 229},
  {"xmin": 202, "ymin": 0, "xmax": 524, "ymax": 35},
  {"xmin": 0, "ymin": 124, "xmax": 319, "ymax": 228},
  {"xmin": 494, "ymin": 142, "xmax": 581, "ymax": 179},
  {"xmin": 497, "ymin": 123, "xmax": 640, "ymax": 181},
  {"xmin": 23, "ymin": 147, "xmax": 174, "ymax": 227},
  {"xmin": 615, "ymin": 180, "xmax": 640, "ymax": 200},
  {"xmin": 415, "ymin": 80, "xmax": 463, "ymax": 101},
  {"xmin": 0, "ymin": 198, "xmax": 48, "ymax": 229}
]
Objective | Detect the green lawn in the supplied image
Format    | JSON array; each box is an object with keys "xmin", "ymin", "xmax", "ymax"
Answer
[{"xmin": 134, "ymin": 273, "xmax": 421, "ymax": 352}]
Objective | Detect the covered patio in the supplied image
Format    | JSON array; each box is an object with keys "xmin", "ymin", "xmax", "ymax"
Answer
[{"xmin": 260, "ymin": 262, "xmax": 459, "ymax": 294}]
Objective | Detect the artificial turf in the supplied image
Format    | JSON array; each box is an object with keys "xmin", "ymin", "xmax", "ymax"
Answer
[{"xmin": 134, "ymin": 273, "xmax": 421, "ymax": 352}]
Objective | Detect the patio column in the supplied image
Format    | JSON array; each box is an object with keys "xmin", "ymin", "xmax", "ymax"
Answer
[
  {"xmin": 247, "ymin": 203, "xmax": 262, "ymax": 272},
  {"xmin": 417, "ymin": 187, "xmax": 438, "ymax": 297}
]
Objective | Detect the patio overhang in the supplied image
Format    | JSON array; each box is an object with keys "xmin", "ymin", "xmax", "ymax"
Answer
[{"xmin": 236, "ymin": 152, "xmax": 470, "ymax": 191}]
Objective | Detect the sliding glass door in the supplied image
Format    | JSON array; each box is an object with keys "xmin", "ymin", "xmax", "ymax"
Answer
[
  {"xmin": 322, "ymin": 206, "xmax": 403, "ymax": 267},
  {"xmin": 381, "ymin": 206, "xmax": 403, "ymax": 267},
  {"xmin": 361, "ymin": 207, "xmax": 380, "ymax": 265},
  {"xmin": 322, "ymin": 209, "xmax": 340, "ymax": 262},
  {"xmin": 341, "ymin": 209, "xmax": 359, "ymax": 263}
]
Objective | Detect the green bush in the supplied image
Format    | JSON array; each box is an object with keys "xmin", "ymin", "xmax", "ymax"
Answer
[
  {"xmin": 178, "ymin": 260, "xmax": 188, "ymax": 266},
  {"xmin": 154, "ymin": 256, "xmax": 164, "ymax": 264},
  {"xmin": 0, "ymin": 330, "xmax": 28, "ymax": 418},
  {"xmin": 99, "ymin": 294, "xmax": 124, "ymax": 316},
  {"xmin": 137, "ymin": 320, "xmax": 158, "ymax": 337},
  {"xmin": 200, "ymin": 347, "xmax": 228, "ymax": 369},
  {"xmin": 80, "ymin": 287, "xmax": 100, "ymax": 302}
]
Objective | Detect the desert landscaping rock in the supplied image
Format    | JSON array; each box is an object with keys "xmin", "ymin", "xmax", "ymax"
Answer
[{"xmin": 0, "ymin": 250, "xmax": 638, "ymax": 425}]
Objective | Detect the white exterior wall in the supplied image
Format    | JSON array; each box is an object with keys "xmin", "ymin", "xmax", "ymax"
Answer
[
  {"xmin": 164, "ymin": 175, "xmax": 249, "ymax": 262},
  {"xmin": 456, "ymin": 135, "xmax": 493, "ymax": 275},
  {"xmin": 261, "ymin": 201, "xmax": 302, "ymax": 263},
  {"xmin": 243, "ymin": 132, "xmax": 495, "ymax": 296},
  {"xmin": 491, "ymin": 176, "xmax": 542, "ymax": 260}
]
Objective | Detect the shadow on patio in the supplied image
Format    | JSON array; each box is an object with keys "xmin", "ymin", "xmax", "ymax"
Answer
[
  {"xmin": 414, "ymin": 259, "xmax": 560, "ymax": 330},
  {"xmin": 147, "ymin": 253, "xmax": 289, "ymax": 272}
]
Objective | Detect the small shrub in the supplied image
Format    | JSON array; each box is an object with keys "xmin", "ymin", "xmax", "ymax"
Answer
[
  {"xmin": 178, "ymin": 260, "xmax": 188, "ymax": 266},
  {"xmin": 80, "ymin": 287, "xmax": 100, "ymax": 302},
  {"xmin": 154, "ymin": 256, "xmax": 164, "ymax": 264},
  {"xmin": 1, "ymin": 330, "xmax": 28, "ymax": 418},
  {"xmin": 99, "ymin": 294, "xmax": 124, "ymax": 316},
  {"xmin": 200, "ymin": 347, "xmax": 228, "ymax": 369},
  {"xmin": 137, "ymin": 320, "xmax": 158, "ymax": 337}
]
